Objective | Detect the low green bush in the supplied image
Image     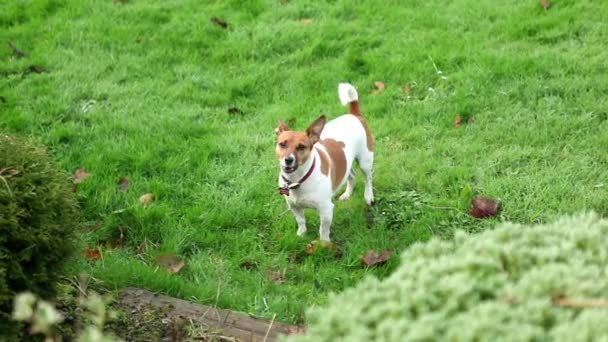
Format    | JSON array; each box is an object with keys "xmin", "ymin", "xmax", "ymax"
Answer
[
  {"xmin": 0, "ymin": 134, "xmax": 80, "ymax": 339},
  {"xmin": 286, "ymin": 213, "xmax": 608, "ymax": 341}
]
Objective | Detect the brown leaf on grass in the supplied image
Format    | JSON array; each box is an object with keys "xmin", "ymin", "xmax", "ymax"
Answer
[
  {"xmin": 211, "ymin": 16, "xmax": 228, "ymax": 29},
  {"xmin": 228, "ymin": 106, "xmax": 242, "ymax": 115},
  {"xmin": 155, "ymin": 254, "xmax": 185, "ymax": 273},
  {"xmin": 286, "ymin": 325, "xmax": 306, "ymax": 336},
  {"xmin": 8, "ymin": 42, "xmax": 27, "ymax": 58},
  {"xmin": 239, "ymin": 260, "xmax": 258, "ymax": 270},
  {"xmin": 371, "ymin": 81, "xmax": 385, "ymax": 95},
  {"xmin": 118, "ymin": 177, "xmax": 129, "ymax": 192},
  {"xmin": 361, "ymin": 249, "xmax": 392, "ymax": 267},
  {"xmin": 454, "ymin": 114, "xmax": 462, "ymax": 128},
  {"xmin": 306, "ymin": 241, "xmax": 318, "ymax": 255},
  {"xmin": 27, "ymin": 65, "xmax": 47, "ymax": 74},
  {"xmin": 73, "ymin": 168, "xmax": 91, "ymax": 184},
  {"xmin": 469, "ymin": 196, "xmax": 501, "ymax": 218},
  {"xmin": 298, "ymin": 18, "xmax": 313, "ymax": 25},
  {"xmin": 136, "ymin": 239, "xmax": 147, "ymax": 254},
  {"xmin": 267, "ymin": 270, "xmax": 286, "ymax": 283},
  {"xmin": 551, "ymin": 293, "xmax": 608, "ymax": 308},
  {"xmin": 287, "ymin": 250, "xmax": 299, "ymax": 263},
  {"xmin": 540, "ymin": 0, "xmax": 551, "ymax": 9},
  {"xmin": 139, "ymin": 193, "xmax": 154, "ymax": 207},
  {"xmin": 287, "ymin": 117, "xmax": 297, "ymax": 127},
  {"xmin": 84, "ymin": 248, "xmax": 101, "ymax": 261},
  {"xmin": 403, "ymin": 85, "xmax": 412, "ymax": 94},
  {"xmin": 306, "ymin": 240, "xmax": 337, "ymax": 255},
  {"xmin": 109, "ymin": 225, "xmax": 125, "ymax": 248}
]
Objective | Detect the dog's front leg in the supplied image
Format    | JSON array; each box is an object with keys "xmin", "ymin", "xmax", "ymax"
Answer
[
  {"xmin": 291, "ymin": 206, "xmax": 307, "ymax": 236},
  {"xmin": 318, "ymin": 202, "xmax": 334, "ymax": 242}
]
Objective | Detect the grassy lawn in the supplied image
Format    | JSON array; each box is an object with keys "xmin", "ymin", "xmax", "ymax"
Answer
[{"xmin": 2, "ymin": 0, "xmax": 607, "ymax": 325}]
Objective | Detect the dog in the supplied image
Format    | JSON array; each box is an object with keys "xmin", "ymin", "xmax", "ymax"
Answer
[{"xmin": 274, "ymin": 83, "xmax": 375, "ymax": 241}]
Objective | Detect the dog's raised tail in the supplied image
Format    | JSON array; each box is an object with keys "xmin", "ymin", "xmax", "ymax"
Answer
[{"xmin": 338, "ymin": 83, "xmax": 361, "ymax": 116}]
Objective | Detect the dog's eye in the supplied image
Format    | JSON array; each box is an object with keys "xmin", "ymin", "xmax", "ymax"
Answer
[
  {"xmin": 279, "ymin": 141, "xmax": 287, "ymax": 148},
  {"xmin": 296, "ymin": 144, "xmax": 307, "ymax": 151}
]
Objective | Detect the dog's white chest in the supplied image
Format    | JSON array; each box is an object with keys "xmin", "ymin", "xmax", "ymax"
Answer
[{"xmin": 285, "ymin": 190, "xmax": 318, "ymax": 209}]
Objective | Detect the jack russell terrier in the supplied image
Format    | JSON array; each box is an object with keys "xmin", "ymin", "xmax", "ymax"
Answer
[{"xmin": 275, "ymin": 83, "xmax": 374, "ymax": 242}]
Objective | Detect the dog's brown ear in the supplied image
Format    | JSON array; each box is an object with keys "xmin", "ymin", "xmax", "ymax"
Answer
[
  {"xmin": 275, "ymin": 119, "xmax": 290, "ymax": 135},
  {"xmin": 306, "ymin": 115, "xmax": 327, "ymax": 144}
]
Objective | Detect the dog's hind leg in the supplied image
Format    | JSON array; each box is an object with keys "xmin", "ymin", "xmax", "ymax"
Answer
[
  {"xmin": 338, "ymin": 168, "xmax": 356, "ymax": 201},
  {"xmin": 358, "ymin": 151, "xmax": 374, "ymax": 205}
]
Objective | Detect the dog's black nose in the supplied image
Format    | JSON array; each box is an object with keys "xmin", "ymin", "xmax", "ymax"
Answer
[{"xmin": 285, "ymin": 155, "xmax": 295, "ymax": 165}]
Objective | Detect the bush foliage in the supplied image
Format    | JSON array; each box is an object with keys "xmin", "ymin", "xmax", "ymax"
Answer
[
  {"xmin": 286, "ymin": 213, "xmax": 608, "ymax": 341},
  {"xmin": 0, "ymin": 134, "xmax": 80, "ymax": 337}
]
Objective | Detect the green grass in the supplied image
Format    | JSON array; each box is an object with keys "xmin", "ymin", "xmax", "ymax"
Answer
[{"xmin": 2, "ymin": 0, "xmax": 607, "ymax": 324}]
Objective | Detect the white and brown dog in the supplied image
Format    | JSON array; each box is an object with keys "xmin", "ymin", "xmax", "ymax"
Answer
[{"xmin": 275, "ymin": 83, "xmax": 374, "ymax": 242}]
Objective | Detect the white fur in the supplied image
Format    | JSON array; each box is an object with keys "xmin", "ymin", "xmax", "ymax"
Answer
[
  {"xmin": 278, "ymin": 83, "xmax": 374, "ymax": 242},
  {"xmin": 338, "ymin": 83, "xmax": 358, "ymax": 105}
]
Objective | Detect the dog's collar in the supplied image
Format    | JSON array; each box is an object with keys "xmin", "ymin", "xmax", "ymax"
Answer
[{"xmin": 278, "ymin": 157, "xmax": 316, "ymax": 196}]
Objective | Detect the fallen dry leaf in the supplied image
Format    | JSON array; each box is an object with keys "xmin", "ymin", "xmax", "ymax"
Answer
[
  {"xmin": 108, "ymin": 225, "xmax": 125, "ymax": 248},
  {"xmin": 454, "ymin": 114, "xmax": 462, "ymax": 128},
  {"xmin": 156, "ymin": 254, "xmax": 185, "ymax": 273},
  {"xmin": 469, "ymin": 196, "xmax": 501, "ymax": 218},
  {"xmin": 371, "ymin": 81, "xmax": 385, "ymax": 95},
  {"xmin": 306, "ymin": 241, "xmax": 318, "ymax": 255},
  {"xmin": 8, "ymin": 42, "xmax": 27, "ymax": 58},
  {"xmin": 228, "ymin": 106, "xmax": 242, "ymax": 115},
  {"xmin": 136, "ymin": 239, "xmax": 147, "ymax": 254},
  {"xmin": 239, "ymin": 260, "xmax": 258, "ymax": 270},
  {"xmin": 139, "ymin": 193, "xmax": 154, "ymax": 207},
  {"xmin": 551, "ymin": 293, "xmax": 608, "ymax": 308},
  {"xmin": 306, "ymin": 240, "xmax": 338, "ymax": 255},
  {"xmin": 211, "ymin": 16, "xmax": 228, "ymax": 29},
  {"xmin": 286, "ymin": 326, "xmax": 306, "ymax": 336},
  {"xmin": 361, "ymin": 249, "xmax": 392, "ymax": 267},
  {"xmin": 73, "ymin": 168, "xmax": 91, "ymax": 184},
  {"xmin": 298, "ymin": 18, "xmax": 313, "ymax": 24},
  {"xmin": 540, "ymin": 0, "xmax": 551, "ymax": 9},
  {"xmin": 118, "ymin": 177, "xmax": 129, "ymax": 192},
  {"xmin": 403, "ymin": 85, "xmax": 412, "ymax": 94},
  {"xmin": 267, "ymin": 270, "xmax": 286, "ymax": 283},
  {"xmin": 84, "ymin": 248, "xmax": 101, "ymax": 261},
  {"xmin": 287, "ymin": 250, "xmax": 299, "ymax": 263},
  {"xmin": 27, "ymin": 65, "xmax": 47, "ymax": 74}
]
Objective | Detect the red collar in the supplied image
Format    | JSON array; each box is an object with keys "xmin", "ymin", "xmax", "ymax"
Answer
[{"xmin": 279, "ymin": 157, "xmax": 316, "ymax": 196}]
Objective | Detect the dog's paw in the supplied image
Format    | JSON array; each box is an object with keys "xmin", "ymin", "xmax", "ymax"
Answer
[
  {"xmin": 338, "ymin": 193, "xmax": 352, "ymax": 201},
  {"xmin": 364, "ymin": 193, "xmax": 374, "ymax": 206}
]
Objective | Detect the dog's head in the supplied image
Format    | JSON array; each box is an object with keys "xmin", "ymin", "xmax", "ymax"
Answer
[{"xmin": 275, "ymin": 115, "xmax": 326, "ymax": 174}]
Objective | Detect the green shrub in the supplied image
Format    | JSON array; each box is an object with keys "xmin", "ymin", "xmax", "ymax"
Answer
[
  {"xmin": 0, "ymin": 134, "xmax": 80, "ymax": 338},
  {"xmin": 285, "ymin": 213, "xmax": 608, "ymax": 342}
]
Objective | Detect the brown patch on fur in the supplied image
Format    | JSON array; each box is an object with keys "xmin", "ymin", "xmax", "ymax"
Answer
[
  {"xmin": 306, "ymin": 115, "xmax": 326, "ymax": 144},
  {"xmin": 319, "ymin": 139, "xmax": 347, "ymax": 191},
  {"xmin": 315, "ymin": 147, "xmax": 330, "ymax": 176},
  {"xmin": 348, "ymin": 101, "xmax": 374, "ymax": 151},
  {"xmin": 349, "ymin": 101, "xmax": 361, "ymax": 116},
  {"xmin": 276, "ymin": 131, "xmax": 313, "ymax": 167},
  {"xmin": 357, "ymin": 116, "xmax": 375, "ymax": 151}
]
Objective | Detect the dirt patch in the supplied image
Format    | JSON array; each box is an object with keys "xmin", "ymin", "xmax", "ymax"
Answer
[{"xmin": 117, "ymin": 288, "xmax": 303, "ymax": 341}]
